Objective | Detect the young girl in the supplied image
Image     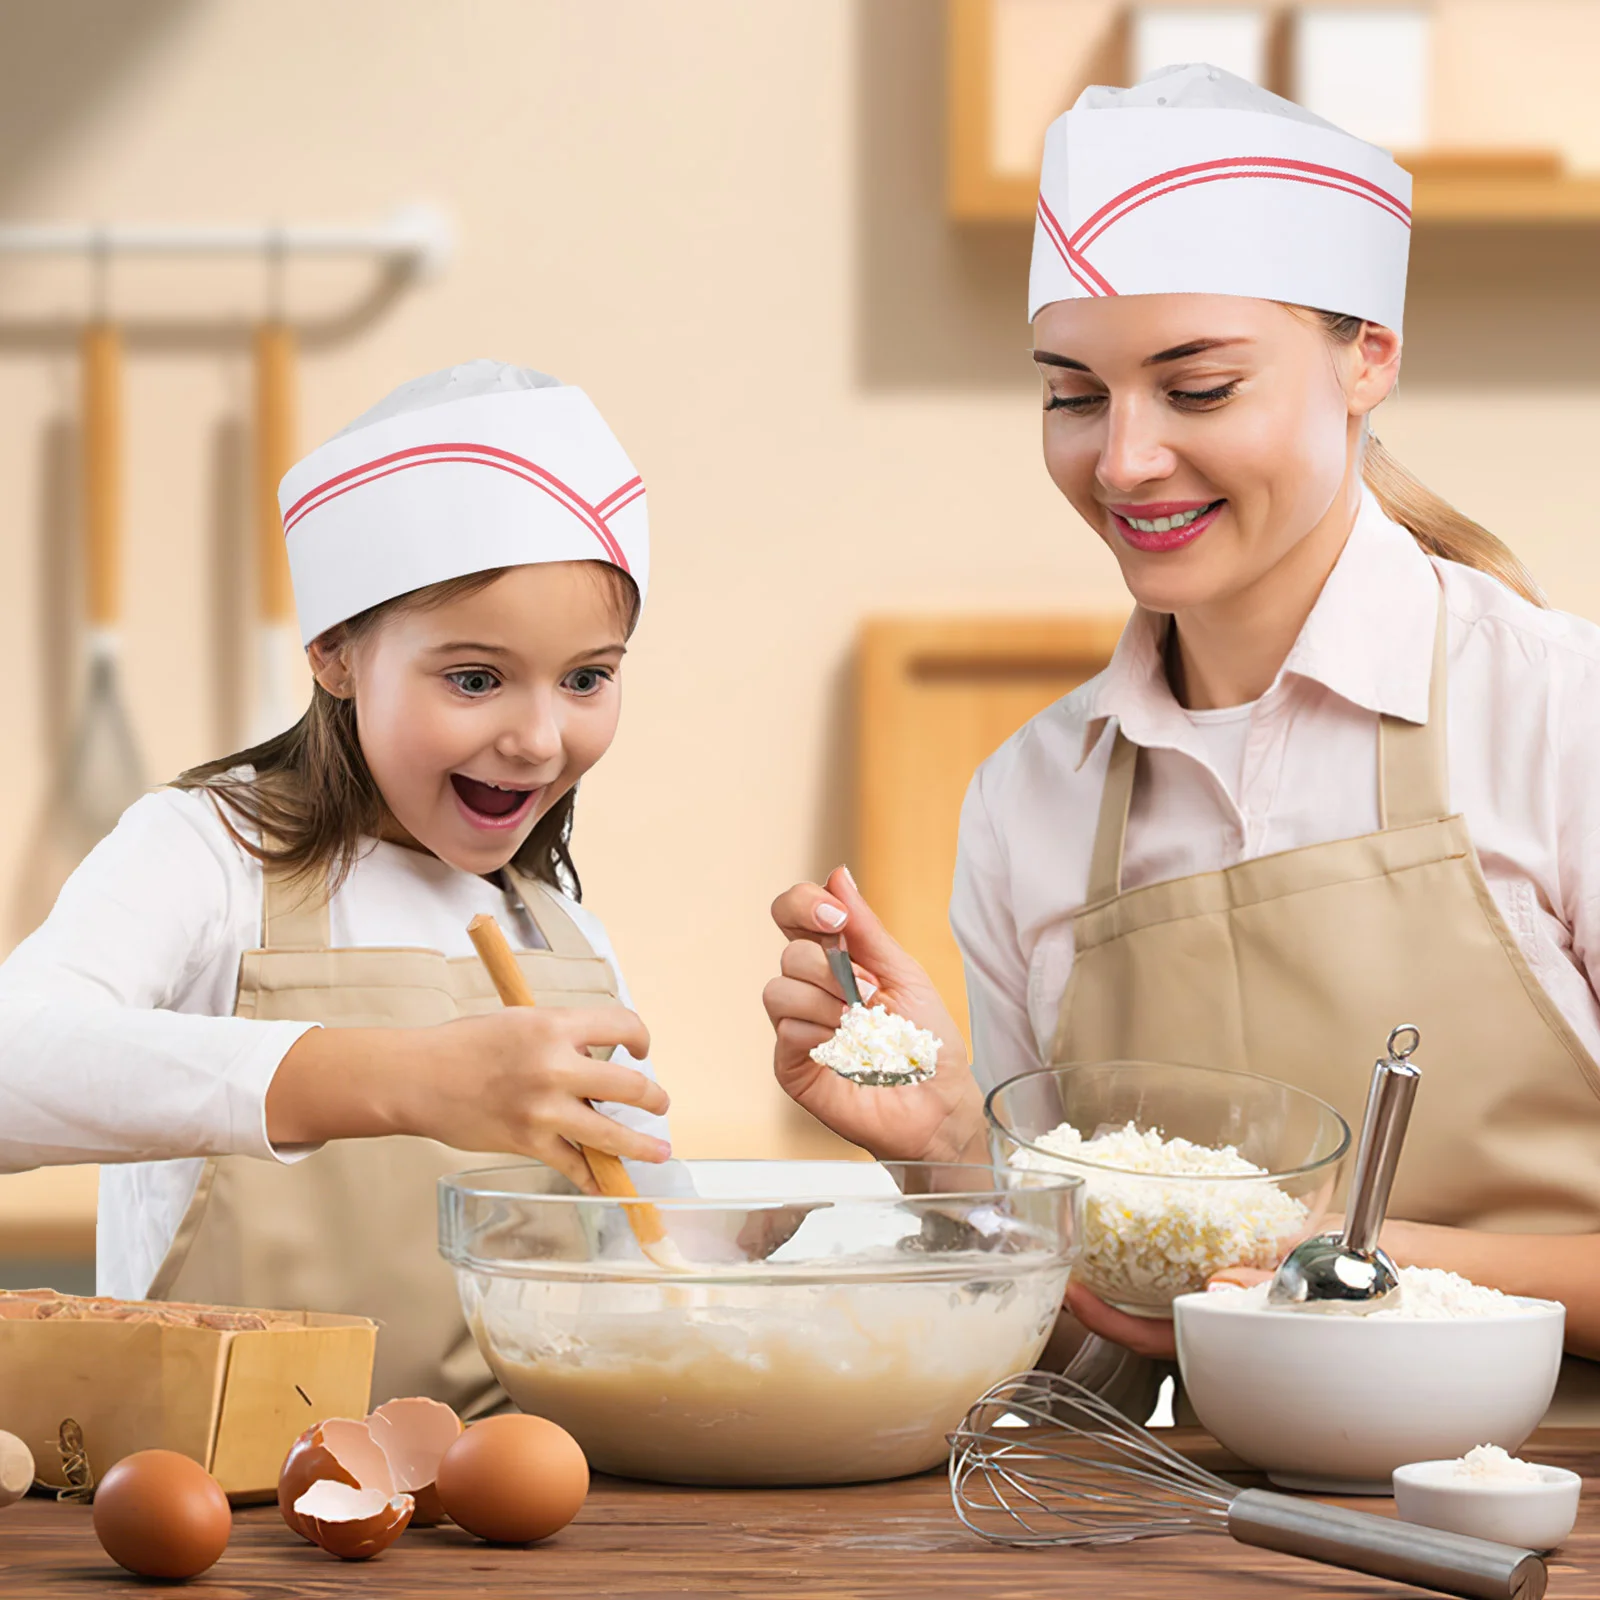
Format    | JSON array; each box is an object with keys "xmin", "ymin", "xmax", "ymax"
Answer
[{"xmin": 0, "ymin": 359, "xmax": 671, "ymax": 1413}]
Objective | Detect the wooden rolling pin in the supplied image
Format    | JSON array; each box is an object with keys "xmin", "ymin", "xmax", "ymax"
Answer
[{"xmin": 466, "ymin": 913, "xmax": 688, "ymax": 1271}]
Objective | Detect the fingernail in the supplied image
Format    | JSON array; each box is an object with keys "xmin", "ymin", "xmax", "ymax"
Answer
[
  {"xmin": 654, "ymin": 1139, "xmax": 672, "ymax": 1160},
  {"xmin": 816, "ymin": 904, "xmax": 847, "ymax": 930},
  {"xmin": 839, "ymin": 864, "xmax": 858, "ymax": 891},
  {"xmin": 858, "ymin": 975, "xmax": 879, "ymax": 1000}
]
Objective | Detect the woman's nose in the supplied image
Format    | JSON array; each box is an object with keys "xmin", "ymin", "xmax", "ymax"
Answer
[{"xmin": 1096, "ymin": 399, "xmax": 1175, "ymax": 494}]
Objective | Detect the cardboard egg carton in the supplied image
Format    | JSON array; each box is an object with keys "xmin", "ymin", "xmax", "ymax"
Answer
[{"xmin": 0, "ymin": 1289, "xmax": 376, "ymax": 1502}]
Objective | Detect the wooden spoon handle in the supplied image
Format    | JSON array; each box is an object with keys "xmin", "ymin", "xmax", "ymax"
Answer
[
  {"xmin": 466, "ymin": 914, "xmax": 669, "ymax": 1244},
  {"xmin": 253, "ymin": 322, "xmax": 296, "ymax": 624},
  {"xmin": 81, "ymin": 323, "xmax": 121, "ymax": 628}
]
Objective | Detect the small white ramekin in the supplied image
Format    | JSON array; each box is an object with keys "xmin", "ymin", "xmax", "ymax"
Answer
[{"xmin": 1392, "ymin": 1459, "xmax": 1582, "ymax": 1551}]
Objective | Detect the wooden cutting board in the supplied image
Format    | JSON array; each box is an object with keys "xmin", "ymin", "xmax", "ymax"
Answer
[{"xmin": 856, "ymin": 615, "xmax": 1125, "ymax": 1049}]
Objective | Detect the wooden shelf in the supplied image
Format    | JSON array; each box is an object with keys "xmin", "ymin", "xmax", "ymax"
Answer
[{"xmin": 947, "ymin": 0, "xmax": 1600, "ymax": 227}]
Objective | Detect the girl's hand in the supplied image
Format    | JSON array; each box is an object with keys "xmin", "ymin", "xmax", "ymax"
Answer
[
  {"xmin": 1063, "ymin": 1268, "xmax": 1274, "ymax": 1362},
  {"xmin": 400, "ymin": 1007, "xmax": 670, "ymax": 1192},
  {"xmin": 763, "ymin": 866, "xmax": 984, "ymax": 1165},
  {"xmin": 269, "ymin": 1005, "xmax": 670, "ymax": 1196}
]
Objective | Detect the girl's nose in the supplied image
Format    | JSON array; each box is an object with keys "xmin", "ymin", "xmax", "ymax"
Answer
[
  {"xmin": 1096, "ymin": 398, "xmax": 1176, "ymax": 494},
  {"xmin": 496, "ymin": 695, "xmax": 563, "ymax": 768}
]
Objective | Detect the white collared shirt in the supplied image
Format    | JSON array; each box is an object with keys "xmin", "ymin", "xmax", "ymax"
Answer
[
  {"xmin": 951, "ymin": 491, "xmax": 1600, "ymax": 1093},
  {"xmin": 0, "ymin": 788, "xmax": 667, "ymax": 1299}
]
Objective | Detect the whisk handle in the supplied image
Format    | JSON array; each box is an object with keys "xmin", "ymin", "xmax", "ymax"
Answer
[{"xmin": 1228, "ymin": 1490, "xmax": 1546, "ymax": 1600}]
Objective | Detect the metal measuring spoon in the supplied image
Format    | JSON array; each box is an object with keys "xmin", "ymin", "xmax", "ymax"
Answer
[{"xmin": 1268, "ymin": 1025, "xmax": 1422, "ymax": 1312}]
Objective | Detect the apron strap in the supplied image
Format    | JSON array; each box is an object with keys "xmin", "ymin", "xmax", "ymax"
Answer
[
  {"xmin": 260, "ymin": 863, "xmax": 332, "ymax": 950},
  {"xmin": 1085, "ymin": 726, "xmax": 1139, "ymax": 905},
  {"xmin": 1378, "ymin": 590, "xmax": 1451, "ymax": 831},
  {"xmin": 503, "ymin": 866, "xmax": 598, "ymax": 958}
]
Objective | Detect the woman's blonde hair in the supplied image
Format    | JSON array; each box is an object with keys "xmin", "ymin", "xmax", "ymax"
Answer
[
  {"xmin": 1310, "ymin": 309, "xmax": 1546, "ymax": 607},
  {"xmin": 173, "ymin": 562, "xmax": 640, "ymax": 896}
]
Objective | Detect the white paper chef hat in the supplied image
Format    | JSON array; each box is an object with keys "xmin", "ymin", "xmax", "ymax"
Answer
[
  {"xmin": 1029, "ymin": 64, "xmax": 1412, "ymax": 332},
  {"xmin": 279, "ymin": 359, "xmax": 648, "ymax": 644}
]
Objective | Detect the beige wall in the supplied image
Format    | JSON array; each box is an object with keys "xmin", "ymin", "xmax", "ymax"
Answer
[{"xmin": 1, "ymin": 1, "xmax": 1598, "ymax": 1165}]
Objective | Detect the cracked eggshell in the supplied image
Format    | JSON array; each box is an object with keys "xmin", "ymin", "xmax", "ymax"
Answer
[
  {"xmin": 435, "ymin": 1414, "xmax": 589, "ymax": 1544},
  {"xmin": 277, "ymin": 1417, "xmax": 394, "ymax": 1541},
  {"xmin": 294, "ymin": 1480, "xmax": 414, "ymax": 1560},
  {"xmin": 0, "ymin": 1431, "xmax": 35, "ymax": 1509},
  {"xmin": 366, "ymin": 1396, "xmax": 463, "ymax": 1527}
]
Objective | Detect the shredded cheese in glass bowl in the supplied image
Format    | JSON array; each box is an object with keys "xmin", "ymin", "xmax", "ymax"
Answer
[{"xmin": 986, "ymin": 1062, "xmax": 1351, "ymax": 1315}]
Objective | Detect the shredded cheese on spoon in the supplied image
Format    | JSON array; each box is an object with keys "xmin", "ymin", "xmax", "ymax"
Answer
[{"xmin": 811, "ymin": 1004, "xmax": 941, "ymax": 1087}]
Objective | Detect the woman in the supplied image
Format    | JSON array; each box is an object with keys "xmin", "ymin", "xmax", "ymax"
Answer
[{"xmin": 765, "ymin": 66, "xmax": 1600, "ymax": 1417}]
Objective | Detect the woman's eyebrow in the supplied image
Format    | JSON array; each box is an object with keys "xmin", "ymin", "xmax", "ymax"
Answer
[
  {"xmin": 1142, "ymin": 337, "xmax": 1252, "ymax": 366},
  {"xmin": 1031, "ymin": 349, "xmax": 1090, "ymax": 372},
  {"xmin": 424, "ymin": 640, "xmax": 514, "ymax": 656}
]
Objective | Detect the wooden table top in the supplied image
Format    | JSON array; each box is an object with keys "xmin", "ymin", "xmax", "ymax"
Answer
[{"xmin": 3, "ymin": 1429, "xmax": 1598, "ymax": 1598}]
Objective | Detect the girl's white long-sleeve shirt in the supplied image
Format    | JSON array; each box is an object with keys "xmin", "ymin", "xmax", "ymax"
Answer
[
  {"xmin": 951, "ymin": 490, "xmax": 1600, "ymax": 1093},
  {"xmin": 0, "ymin": 786, "xmax": 668, "ymax": 1299}
]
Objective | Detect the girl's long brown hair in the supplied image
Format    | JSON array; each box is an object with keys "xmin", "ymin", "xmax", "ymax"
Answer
[
  {"xmin": 1310, "ymin": 309, "xmax": 1546, "ymax": 607},
  {"xmin": 174, "ymin": 563, "xmax": 639, "ymax": 897}
]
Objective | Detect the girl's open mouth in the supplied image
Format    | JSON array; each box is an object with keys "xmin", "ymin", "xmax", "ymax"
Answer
[
  {"xmin": 450, "ymin": 774, "xmax": 541, "ymax": 831},
  {"xmin": 1110, "ymin": 498, "xmax": 1226, "ymax": 553}
]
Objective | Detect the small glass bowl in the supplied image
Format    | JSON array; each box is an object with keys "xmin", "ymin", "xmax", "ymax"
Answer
[
  {"xmin": 439, "ymin": 1159, "xmax": 1080, "ymax": 1485},
  {"xmin": 985, "ymin": 1061, "xmax": 1350, "ymax": 1315}
]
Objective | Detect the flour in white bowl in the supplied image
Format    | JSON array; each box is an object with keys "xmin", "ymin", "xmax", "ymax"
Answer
[
  {"xmin": 1450, "ymin": 1444, "xmax": 1545, "ymax": 1483},
  {"xmin": 1222, "ymin": 1265, "xmax": 1542, "ymax": 1319},
  {"xmin": 1008, "ymin": 1120, "xmax": 1307, "ymax": 1303},
  {"xmin": 810, "ymin": 1004, "xmax": 940, "ymax": 1087}
]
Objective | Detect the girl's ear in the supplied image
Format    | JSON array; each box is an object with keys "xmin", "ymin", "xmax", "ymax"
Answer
[
  {"xmin": 307, "ymin": 629, "xmax": 356, "ymax": 700},
  {"xmin": 1346, "ymin": 321, "xmax": 1403, "ymax": 420}
]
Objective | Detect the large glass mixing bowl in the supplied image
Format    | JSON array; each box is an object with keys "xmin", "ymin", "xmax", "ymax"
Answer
[
  {"xmin": 986, "ymin": 1061, "xmax": 1350, "ymax": 1316},
  {"xmin": 439, "ymin": 1159, "xmax": 1079, "ymax": 1485}
]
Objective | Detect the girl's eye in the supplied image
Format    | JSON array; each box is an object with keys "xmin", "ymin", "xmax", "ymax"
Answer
[
  {"xmin": 563, "ymin": 667, "xmax": 613, "ymax": 696},
  {"xmin": 446, "ymin": 669, "xmax": 500, "ymax": 696},
  {"xmin": 1169, "ymin": 381, "xmax": 1239, "ymax": 408}
]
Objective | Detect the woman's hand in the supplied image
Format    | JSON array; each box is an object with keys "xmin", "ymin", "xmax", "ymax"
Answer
[
  {"xmin": 1063, "ymin": 1267, "xmax": 1274, "ymax": 1361},
  {"xmin": 763, "ymin": 866, "xmax": 985, "ymax": 1164},
  {"xmin": 267, "ymin": 1005, "xmax": 671, "ymax": 1194}
]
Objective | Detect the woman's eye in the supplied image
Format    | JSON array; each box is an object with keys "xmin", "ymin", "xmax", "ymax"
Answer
[
  {"xmin": 563, "ymin": 667, "xmax": 612, "ymax": 696},
  {"xmin": 1169, "ymin": 381, "xmax": 1239, "ymax": 408},
  {"xmin": 446, "ymin": 669, "xmax": 500, "ymax": 696},
  {"xmin": 1044, "ymin": 392, "xmax": 1104, "ymax": 413}
]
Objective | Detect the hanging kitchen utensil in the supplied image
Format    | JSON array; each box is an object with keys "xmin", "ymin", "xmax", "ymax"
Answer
[
  {"xmin": 1268, "ymin": 1024, "xmax": 1421, "ymax": 1311},
  {"xmin": 465, "ymin": 913, "xmax": 691, "ymax": 1272},
  {"xmin": 248, "ymin": 316, "xmax": 304, "ymax": 744},
  {"xmin": 63, "ymin": 319, "xmax": 147, "ymax": 846},
  {"xmin": 950, "ymin": 1371, "xmax": 1545, "ymax": 1600}
]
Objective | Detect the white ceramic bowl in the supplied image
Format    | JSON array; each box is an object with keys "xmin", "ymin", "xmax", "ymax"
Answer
[
  {"xmin": 1173, "ymin": 1289, "xmax": 1565, "ymax": 1493},
  {"xmin": 1393, "ymin": 1459, "xmax": 1581, "ymax": 1551}
]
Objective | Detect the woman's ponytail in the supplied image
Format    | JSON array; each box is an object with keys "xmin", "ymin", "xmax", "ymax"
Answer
[{"xmin": 1310, "ymin": 309, "xmax": 1547, "ymax": 608}]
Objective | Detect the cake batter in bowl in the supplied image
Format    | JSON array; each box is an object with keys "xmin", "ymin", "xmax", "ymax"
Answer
[{"xmin": 439, "ymin": 1160, "xmax": 1079, "ymax": 1484}]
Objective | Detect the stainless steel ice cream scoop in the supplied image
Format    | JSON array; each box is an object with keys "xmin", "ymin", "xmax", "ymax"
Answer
[{"xmin": 1268, "ymin": 1025, "xmax": 1421, "ymax": 1312}]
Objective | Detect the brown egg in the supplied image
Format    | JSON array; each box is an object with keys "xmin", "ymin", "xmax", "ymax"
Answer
[
  {"xmin": 92, "ymin": 1450, "xmax": 231, "ymax": 1579},
  {"xmin": 277, "ymin": 1417, "xmax": 394, "ymax": 1541},
  {"xmin": 435, "ymin": 1415, "xmax": 588, "ymax": 1544}
]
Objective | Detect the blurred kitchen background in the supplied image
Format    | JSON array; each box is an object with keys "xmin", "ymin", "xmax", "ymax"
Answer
[{"xmin": 1, "ymin": 0, "xmax": 1597, "ymax": 1291}]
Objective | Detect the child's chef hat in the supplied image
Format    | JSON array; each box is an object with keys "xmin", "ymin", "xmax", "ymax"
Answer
[
  {"xmin": 280, "ymin": 359, "xmax": 648, "ymax": 644},
  {"xmin": 1029, "ymin": 64, "xmax": 1412, "ymax": 332}
]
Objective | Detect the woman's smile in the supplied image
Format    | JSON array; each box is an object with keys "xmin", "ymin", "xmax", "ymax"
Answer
[{"xmin": 1107, "ymin": 498, "xmax": 1227, "ymax": 553}]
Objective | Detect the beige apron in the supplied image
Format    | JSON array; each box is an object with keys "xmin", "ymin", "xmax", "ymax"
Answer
[
  {"xmin": 148, "ymin": 863, "xmax": 620, "ymax": 1415},
  {"xmin": 1053, "ymin": 597, "xmax": 1600, "ymax": 1420}
]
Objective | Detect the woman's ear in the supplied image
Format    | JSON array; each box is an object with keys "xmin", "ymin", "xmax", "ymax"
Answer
[
  {"xmin": 307, "ymin": 629, "xmax": 356, "ymax": 700},
  {"xmin": 1346, "ymin": 322, "xmax": 1403, "ymax": 420}
]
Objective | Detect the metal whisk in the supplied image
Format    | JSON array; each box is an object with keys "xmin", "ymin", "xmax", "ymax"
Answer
[{"xmin": 949, "ymin": 1372, "xmax": 1547, "ymax": 1600}]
